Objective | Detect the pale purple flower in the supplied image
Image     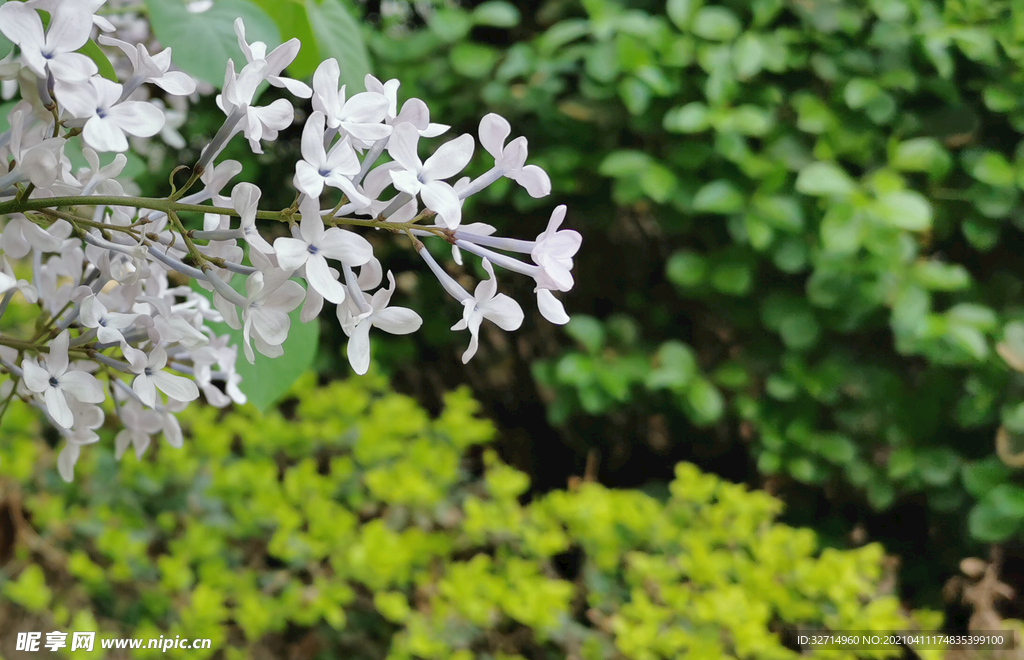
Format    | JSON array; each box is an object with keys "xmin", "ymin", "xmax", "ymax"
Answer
[
  {"xmin": 80, "ymin": 294, "xmax": 138, "ymax": 345},
  {"xmin": 451, "ymin": 259, "xmax": 524, "ymax": 363},
  {"xmin": 55, "ymin": 78, "xmax": 165, "ymax": 152},
  {"xmin": 0, "ymin": 1, "xmax": 98, "ymax": 82},
  {"xmin": 21, "ymin": 331, "xmax": 105, "ymax": 428},
  {"xmin": 312, "ymin": 59, "xmax": 392, "ymax": 144},
  {"xmin": 274, "ymin": 196, "xmax": 373, "ymax": 303},
  {"xmin": 234, "ymin": 18, "xmax": 311, "ymax": 98},
  {"xmin": 388, "ymin": 123, "xmax": 474, "ymax": 229},
  {"xmin": 123, "ymin": 345, "xmax": 200, "ymax": 407},
  {"xmin": 478, "ymin": 113, "xmax": 551, "ymax": 198},
  {"xmin": 293, "ymin": 111, "xmax": 368, "ymax": 204},
  {"xmin": 339, "ymin": 271, "xmax": 422, "ymax": 375}
]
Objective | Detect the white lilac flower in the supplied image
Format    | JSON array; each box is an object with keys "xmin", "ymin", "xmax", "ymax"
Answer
[
  {"xmin": 273, "ymin": 197, "xmax": 372, "ymax": 303},
  {"xmin": 293, "ymin": 111, "xmax": 368, "ymax": 204},
  {"xmin": 531, "ymin": 205, "xmax": 581, "ymax": 292},
  {"xmin": 0, "ymin": 256, "xmax": 39, "ymax": 303},
  {"xmin": 339, "ymin": 270, "xmax": 422, "ymax": 374},
  {"xmin": 215, "ymin": 250, "xmax": 305, "ymax": 364},
  {"xmin": 477, "ymin": 113, "xmax": 551, "ymax": 198},
  {"xmin": 0, "ymin": 1, "xmax": 98, "ymax": 82},
  {"xmin": 231, "ymin": 182, "xmax": 275, "ymax": 254},
  {"xmin": 55, "ymin": 78, "xmax": 165, "ymax": 153},
  {"xmin": 311, "ymin": 59, "xmax": 392, "ymax": 145},
  {"xmin": 80, "ymin": 294, "xmax": 138, "ymax": 345},
  {"xmin": 234, "ymin": 18, "xmax": 311, "ymax": 98},
  {"xmin": 97, "ymin": 35, "xmax": 197, "ymax": 97},
  {"xmin": 21, "ymin": 331, "xmax": 105, "ymax": 428},
  {"xmin": 388, "ymin": 123, "xmax": 474, "ymax": 229},
  {"xmin": 364, "ymin": 74, "xmax": 448, "ymax": 137},
  {"xmin": 218, "ymin": 59, "xmax": 294, "ymax": 154},
  {"xmin": 123, "ymin": 345, "xmax": 200, "ymax": 408},
  {"xmin": 450, "ymin": 258, "xmax": 524, "ymax": 363}
]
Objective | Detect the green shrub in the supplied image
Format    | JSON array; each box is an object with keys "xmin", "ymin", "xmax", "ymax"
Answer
[
  {"xmin": 1, "ymin": 373, "xmax": 938, "ymax": 659},
  {"xmin": 363, "ymin": 0, "xmax": 1024, "ymax": 548}
]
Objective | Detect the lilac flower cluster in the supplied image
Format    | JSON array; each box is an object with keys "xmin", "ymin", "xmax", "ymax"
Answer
[{"xmin": 0, "ymin": 0, "xmax": 581, "ymax": 480}]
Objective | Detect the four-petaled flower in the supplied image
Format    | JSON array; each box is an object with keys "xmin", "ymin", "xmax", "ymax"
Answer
[
  {"xmin": 22, "ymin": 331, "xmax": 105, "ymax": 428},
  {"xmin": 388, "ymin": 123, "xmax": 474, "ymax": 229},
  {"xmin": 339, "ymin": 271, "xmax": 422, "ymax": 375},
  {"xmin": 451, "ymin": 259, "xmax": 524, "ymax": 364},
  {"xmin": 293, "ymin": 111, "xmax": 368, "ymax": 204},
  {"xmin": 274, "ymin": 197, "xmax": 373, "ymax": 303},
  {"xmin": 123, "ymin": 345, "xmax": 200, "ymax": 408}
]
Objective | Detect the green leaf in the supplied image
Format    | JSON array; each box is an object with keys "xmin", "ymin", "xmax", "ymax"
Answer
[
  {"xmin": 692, "ymin": 180, "xmax": 744, "ymax": 213},
  {"xmin": 471, "ymin": 1, "xmax": 520, "ymax": 27},
  {"xmin": 947, "ymin": 324, "xmax": 988, "ymax": 360},
  {"xmin": 618, "ymin": 76, "xmax": 651, "ymax": 115},
  {"xmin": 816, "ymin": 433, "xmax": 856, "ymax": 464},
  {"xmin": 599, "ymin": 150, "xmax": 650, "ymax": 177},
  {"xmin": 989, "ymin": 484, "xmax": 1024, "ymax": 518},
  {"xmin": 962, "ymin": 459, "xmax": 1012, "ymax": 499},
  {"xmin": 691, "ymin": 6, "xmax": 741, "ymax": 41},
  {"xmin": 710, "ymin": 261, "xmax": 753, "ymax": 295},
  {"xmin": 1002, "ymin": 402, "xmax": 1024, "ymax": 435},
  {"xmin": 249, "ymin": 0, "xmax": 320, "ymax": 78},
  {"xmin": 968, "ymin": 503, "xmax": 1020, "ymax": 542},
  {"xmin": 666, "ymin": 251, "xmax": 707, "ymax": 287},
  {"xmin": 918, "ymin": 448, "xmax": 960, "ymax": 486},
  {"xmin": 969, "ymin": 151, "xmax": 1015, "ymax": 187},
  {"xmin": 640, "ymin": 163, "xmax": 678, "ymax": 203},
  {"xmin": 663, "ymin": 103, "xmax": 710, "ymax": 133},
  {"xmin": 795, "ymin": 162, "xmax": 856, "ymax": 197},
  {"xmin": 666, "ymin": 0, "xmax": 698, "ymax": 29},
  {"xmin": 646, "ymin": 341, "xmax": 697, "ymax": 390},
  {"xmin": 0, "ymin": 0, "xmax": 11, "ymax": 59},
  {"xmin": 891, "ymin": 137, "xmax": 951, "ymax": 177},
  {"xmin": 78, "ymin": 39, "xmax": 118, "ymax": 82},
  {"xmin": 427, "ymin": 7, "xmax": 472, "ymax": 42},
  {"xmin": 722, "ymin": 105, "xmax": 773, "ymax": 136},
  {"xmin": 306, "ymin": 0, "xmax": 372, "ymax": 92},
  {"xmin": 887, "ymin": 447, "xmax": 915, "ymax": 480},
  {"xmin": 449, "ymin": 43, "xmax": 499, "ymax": 78},
  {"xmin": 733, "ymin": 33, "xmax": 764, "ymax": 79},
  {"xmin": 911, "ymin": 260, "xmax": 970, "ymax": 291},
  {"xmin": 874, "ymin": 190, "xmax": 932, "ymax": 231},
  {"xmin": 684, "ymin": 378, "xmax": 724, "ymax": 426},
  {"xmin": 843, "ymin": 77, "xmax": 880, "ymax": 109},
  {"xmin": 778, "ymin": 309, "xmax": 820, "ymax": 350},
  {"xmin": 145, "ymin": 0, "xmax": 281, "ymax": 87},
  {"xmin": 565, "ymin": 315, "xmax": 605, "ymax": 354}
]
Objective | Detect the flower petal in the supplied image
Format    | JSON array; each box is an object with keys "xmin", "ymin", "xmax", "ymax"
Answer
[
  {"xmin": 59, "ymin": 371, "xmax": 106, "ymax": 404},
  {"xmin": 319, "ymin": 228, "xmax": 372, "ymax": 266},
  {"xmin": 372, "ymin": 307, "xmax": 422, "ymax": 335},
  {"xmin": 419, "ymin": 181, "xmax": 462, "ymax": 229},
  {"xmin": 346, "ymin": 320, "xmax": 372, "ymax": 375},
  {"xmin": 305, "ymin": 255, "xmax": 346, "ymax": 304},
  {"xmin": 273, "ymin": 237, "xmax": 309, "ymax": 271},
  {"xmin": 422, "ymin": 133, "xmax": 474, "ymax": 181},
  {"xmin": 45, "ymin": 386, "xmax": 74, "ymax": 428},
  {"xmin": 153, "ymin": 371, "xmax": 200, "ymax": 402}
]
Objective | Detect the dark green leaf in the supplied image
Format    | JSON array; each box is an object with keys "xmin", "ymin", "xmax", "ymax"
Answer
[
  {"xmin": 145, "ymin": 0, "xmax": 281, "ymax": 87},
  {"xmin": 306, "ymin": 0, "xmax": 372, "ymax": 92}
]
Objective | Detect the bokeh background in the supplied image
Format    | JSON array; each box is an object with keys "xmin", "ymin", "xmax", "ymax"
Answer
[{"xmin": 4, "ymin": 0, "xmax": 1024, "ymax": 657}]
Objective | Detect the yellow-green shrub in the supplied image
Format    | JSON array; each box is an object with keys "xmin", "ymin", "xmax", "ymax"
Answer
[{"xmin": 0, "ymin": 373, "xmax": 939, "ymax": 659}]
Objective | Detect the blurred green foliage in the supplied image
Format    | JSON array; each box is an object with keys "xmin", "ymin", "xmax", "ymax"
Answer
[
  {"xmin": 347, "ymin": 0, "xmax": 1024, "ymax": 551},
  {"xmin": 0, "ymin": 374, "xmax": 940, "ymax": 659}
]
